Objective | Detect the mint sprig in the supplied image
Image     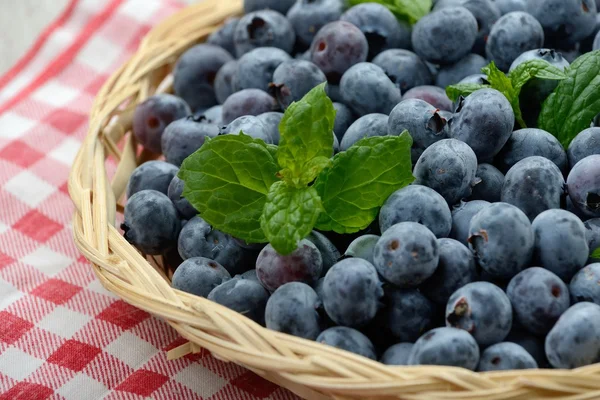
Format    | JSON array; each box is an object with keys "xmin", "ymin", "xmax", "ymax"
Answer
[
  {"xmin": 446, "ymin": 60, "xmax": 567, "ymax": 129},
  {"xmin": 347, "ymin": 0, "xmax": 432, "ymax": 25},
  {"xmin": 591, "ymin": 247, "xmax": 600, "ymax": 260},
  {"xmin": 538, "ymin": 50, "xmax": 600, "ymax": 148},
  {"xmin": 180, "ymin": 84, "xmax": 414, "ymax": 254}
]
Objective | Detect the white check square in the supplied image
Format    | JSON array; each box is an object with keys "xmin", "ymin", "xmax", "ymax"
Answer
[
  {"xmin": 21, "ymin": 246, "xmax": 73, "ymax": 276},
  {"xmin": 4, "ymin": 171, "xmax": 56, "ymax": 208},
  {"xmin": 37, "ymin": 306, "xmax": 92, "ymax": 338},
  {"xmin": 104, "ymin": 332, "xmax": 158, "ymax": 369},
  {"xmin": 0, "ymin": 348, "xmax": 44, "ymax": 380}
]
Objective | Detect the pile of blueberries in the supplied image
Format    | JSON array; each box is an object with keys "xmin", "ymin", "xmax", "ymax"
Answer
[{"xmin": 121, "ymin": 0, "xmax": 600, "ymax": 371}]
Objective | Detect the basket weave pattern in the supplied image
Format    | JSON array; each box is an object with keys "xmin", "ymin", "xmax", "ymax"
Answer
[{"xmin": 68, "ymin": 1, "xmax": 600, "ymax": 398}]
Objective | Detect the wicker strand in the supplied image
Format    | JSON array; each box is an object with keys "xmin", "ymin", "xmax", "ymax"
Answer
[{"xmin": 68, "ymin": 0, "xmax": 600, "ymax": 398}]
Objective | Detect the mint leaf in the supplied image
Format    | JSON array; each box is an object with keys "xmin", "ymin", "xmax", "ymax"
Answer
[
  {"xmin": 260, "ymin": 181, "xmax": 323, "ymax": 255},
  {"xmin": 509, "ymin": 59, "xmax": 567, "ymax": 91},
  {"xmin": 591, "ymin": 247, "xmax": 600, "ymax": 260},
  {"xmin": 277, "ymin": 83, "xmax": 335, "ymax": 186},
  {"xmin": 266, "ymin": 143, "xmax": 279, "ymax": 161},
  {"xmin": 314, "ymin": 133, "xmax": 414, "ymax": 233},
  {"xmin": 446, "ymin": 83, "xmax": 490, "ymax": 102},
  {"xmin": 538, "ymin": 50, "xmax": 600, "ymax": 148},
  {"xmin": 482, "ymin": 62, "xmax": 526, "ymax": 128},
  {"xmin": 179, "ymin": 134, "xmax": 279, "ymax": 243},
  {"xmin": 347, "ymin": 0, "xmax": 431, "ymax": 24}
]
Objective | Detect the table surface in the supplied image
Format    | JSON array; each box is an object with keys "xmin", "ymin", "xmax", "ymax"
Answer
[{"xmin": 0, "ymin": 1, "xmax": 299, "ymax": 399}]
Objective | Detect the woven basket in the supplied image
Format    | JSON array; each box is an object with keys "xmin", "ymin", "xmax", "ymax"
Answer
[{"xmin": 68, "ymin": 1, "xmax": 600, "ymax": 399}]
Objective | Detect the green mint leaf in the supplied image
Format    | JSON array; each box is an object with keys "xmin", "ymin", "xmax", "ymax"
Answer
[
  {"xmin": 314, "ymin": 132, "xmax": 414, "ymax": 233},
  {"xmin": 446, "ymin": 83, "xmax": 490, "ymax": 102},
  {"xmin": 509, "ymin": 59, "xmax": 567, "ymax": 91},
  {"xmin": 482, "ymin": 61, "xmax": 527, "ymax": 128},
  {"xmin": 346, "ymin": 0, "xmax": 431, "ymax": 25},
  {"xmin": 538, "ymin": 50, "xmax": 600, "ymax": 148},
  {"xmin": 277, "ymin": 83, "xmax": 335, "ymax": 186},
  {"xmin": 591, "ymin": 247, "xmax": 600, "ymax": 260},
  {"xmin": 260, "ymin": 181, "xmax": 323, "ymax": 255},
  {"xmin": 266, "ymin": 143, "xmax": 279, "ymax": 162},
  {"xmin": 179, "ymin": 133, "xmax": 279, "ymax": 243}
]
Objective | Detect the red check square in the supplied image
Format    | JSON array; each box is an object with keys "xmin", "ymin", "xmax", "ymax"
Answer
[
  {"xmin": 13, "ymin": 210, "xmax": 63, "ymax": 243},
  {"xmin": 47, "ymin": 339, "xmax": 101, "ymax": 372},
  {"xmin": 230, "ymin": 371, "xmax": 280, "ymax": 399},
  {"xmin": 30, "ymin": 279, "xmax": 82, "ymax": 305},
  {"xmin": 115, "ymin": 369, "xmax": 169, "ymax": 396},
  {"xmin": 0, "ymin": 311, "xmax": 34, "ymax": 344},
  {"xmin": 97, "ymin": 300, "xmax": 150, "ymax": 330},
  {"xmin": 44, "ymin": 109, "xmax": 87, "ymax": 135},
  {"xmin": 0, "ymin": 141, "xmax": 44, "ymax": 168},
  {"xmin": 0, "ymin": 381, "xmax": 53, "ymax": 400}
]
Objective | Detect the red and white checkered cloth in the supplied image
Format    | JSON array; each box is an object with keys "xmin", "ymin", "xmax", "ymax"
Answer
[{"xmin": 0, "ymin": 1, "xmax": 299, "ymax": 399}]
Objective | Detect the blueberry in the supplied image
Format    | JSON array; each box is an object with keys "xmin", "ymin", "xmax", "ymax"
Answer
[
  {"xmin": 322, "ymin": 258, "xmax": 383, "ymax": 327},
  {"xmin": 450, "ymin": 200, "xmax": 490, "ymax": 244},
  {"xmin": 449, "ymin": 88, "xmax": 515, "ymax": 160},
  {"xmin": 126, "ymin": 160, "xmax": 179, "ymax": 198},
  {"xmin": 214, "ymin": 60, "xmax": 239, "ymax": 105},
  {"xmin": 234, "ymin": 10, "xmax": 295, "ymax": 57},
  {"xmin": 239, "ymin": 269, "xmax": 259, "ymax": 282},
  {"xmin": 585, "ymin": 219, "xmax": 600, "ymax": 259},
  {"xmin": 570, "ymin": 264, "xmax": 600, "ymax": 305},
  {"xmin": 208, "ymin": 277, "xmax": 270, "ymax": 324},
  {"xmin": 286, "ymin": 0, "xmax": 344, "ymax": 47},
  {"xmin": 256, "ymin": 111, "xmax": 283, "ymax": 145},
  {"xmin": 380, "ymin": 343, "xmax": 414, "ymax": 365},
  {"xmin": 339, "ymin": 62, "xmax": 401, "ymax": 116},
  {"xmin": 122, "ymin": 190, "xmax": 181, "ymax": 255},
  {"xmin": 132, "ymin": 94, "xmax": 191, "ymax": 154},
  {"xmin": 310, "ymin": 21, "xmax": 369, "ymax": 84},
  {"xmin": 167, "ymin": 175, "xmax": 196, "ymax": 220},
  {"xmin": 207, "ymin": 17, "xmax": 239, "ymax": 55},
  {"xmin": 477, "ymin": 342, "xmax": 538, "ymax": 371},
  {"xmin": 509, "ymin": 49, "xmax": 570, "ymax": 126},
  {"xmin": 502, "ymin": 156, "xmax": 566, "ymax": 221},
  {"xmin": 446, "ymin": 282, "xmax": 512, "ymax": 346},
  {"xmin": 343, "ymin": 234, "xmax": 380, "ymax": 265},
  {"xmin": 388, "ymin": 99, "xmax": 448, "ymax": 162},
  {"xmin": 595, "ymin": 29, "xmax": 600, "ymax": 50},
  {"xmin": 220, "ymin": 115, "xmax": 273, "ymax": 143},
  {"xmin": 265, "ymin": 282, "xmax": 321, "ymax": 340},
  {"xmin": 236, "ymin": 47, "xmax": 291, "ymax": 92},
  {"xmin": 340, "ymin": 3, "xmax": 411, "ymax": 59},
  {"xmin": 306, "ymin": 231, "xmax": 340, "ymax": 276},
  {"xmin": 172, "ymin": 257, "xmax": 231, "ymax": 297},
  {"xmin": 435, "ymin": 54, "xmax": 488, "ymax": 88},
  {"xmin": 161, "ymin": 118, "xmax": 219, "ymax": 167},
  {"xmin": 243, "ymin": 0, "xmax": 296, "ymax": 15},
  {"xmin": 379, "ymin": 185, "xmax": 452, "ymax": 238},
  {"xmin": 505, "ymin": 326, "xmax": 549, "ymax": 367},
  {"xmin": 401, "ymin": 85, "xmax": 453, "ymax": 111},
  {"xmin": 256, "ymin": 239, "xmax": 322, "ymax": 292},
  {"xmin": 491, "ymin": 0, "xmax": 527, "ymax": 14},
  {"xmin": 372, "ymin": 49, "xmax": 434, "ymax": 92},
  {"xmin": 316, "ymin": 327, "xmax": 377, "ymax": 359},
  {"xmin": 332, "ymin": 102, "xmax": 356, "ymax": 142},
  {"xmin": 468, "ymin": 202, "xmax": 534, "ymax": 279},
  {"xmin": 545, "ymin": 302, "xmax": 600, "ymax": 368},
  {"xmin": 458, "ymin": 73, "xmax": 490, "ymax": 85},
  {"xmin": 567, "ymin": 155, "xmax": 600, "ymax": 219},
  {"xmin": 195, "ymin": 105, "xmax": 223, "ymax": 125},
  {"xmin": 411, "ymin": 7, "xmax": 478, "ymax": 65},
  {"xmin": 487, "ymin": 12, "xmax": 545, "ymax": 72},
  {"xmin": 269, "ymin": 60, "xmax": 327, "ymax": 109},
  {"xmin": 339, "ymin": 113, "xmax": 389, "ymax": 151},
  {"xmin": 408, "ymin": 327, "xmax": 480, "ymax": 370},
  {"xmin": 173, "ymin": 44, "xmax": 234, "ymax": 111},
  {"xmin": 526, "ymin": 0, "xmax": 597, "ymax": 46},
  {"xmin": 567, "ymin": 127, "xmax": 600, "ymax": 169},
  {"xmin": 532, "ymin": 209, "xmax": 589, "ymax": 281},
  {"xmin": 421, "ymin": 238, "xmax": 478, "ymax": 305},
  {"xmin": 373, "ymin": 222, "xmax": 439, "ymax": 287},
  {"xmin": 221, "ymin": 89, "xmax": 276, "ymax": 124},
  {"xmin": 413, "ymin": 139, "xmax": 479, "ymax": 206},
  {"xmin": 177, "ymin": 216, "xmax": 250, "ymax": 275},
  {"xmin": 507, "ymin": 267, "xmax": 570, "ymax": 337},
  {"xmin": 495, "ymin": 128, "xmax": 568, "ymax": 174},
  {"xmin": 470, "ymin": 164, "xmax": 504, "ymax": 202},
  {"xmin": 379, "ymin": 288, "xmax": 436, "ymax": 342}
]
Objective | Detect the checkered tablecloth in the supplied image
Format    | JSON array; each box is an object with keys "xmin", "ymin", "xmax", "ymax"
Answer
[{"xmin": 0, "ymin": 1, "xmax": 299, "ymax": 399}]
